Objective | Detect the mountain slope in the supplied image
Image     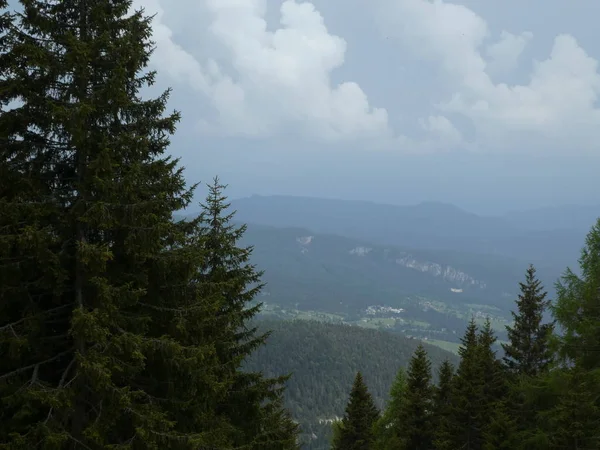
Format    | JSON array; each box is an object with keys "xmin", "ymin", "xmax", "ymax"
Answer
[
  {"xmin": 240, "ymin": 222, "xmax": 560, "ymax": 314},
  {"xmin": 245, "ymin": 319, "xmax": 458, "ymax": 449},
  {"xmin": 230, "ymin": 195, "xmax": 587, "ymax": 268}
]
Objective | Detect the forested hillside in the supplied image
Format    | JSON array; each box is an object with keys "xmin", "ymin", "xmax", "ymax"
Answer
[
  {"xmin": 245, "ymin": 320, "xmax": 458, "ymax": 448},
  {"xmin": 329, "ymin": 224, "xmax": 600, "ymax": 450}
]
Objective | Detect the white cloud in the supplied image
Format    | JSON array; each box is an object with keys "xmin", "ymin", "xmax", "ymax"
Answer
[
  {"xmin": 420, "ymin": 115, "xmax": 462, "ymax": 145},
  {"xmin": 377, "ymin": 0, "xmax": 600, "ymax": 153},
  {"xmin": 133, "ymin": 0, "xmax": 600, "ymax": 154},
  {"xmin": 134, "ymin": 0, "xmax": 391, "ymax": 142},
  {"xmin": 486, "ymin": 31, "xmax": 532, "ymax": 76}
]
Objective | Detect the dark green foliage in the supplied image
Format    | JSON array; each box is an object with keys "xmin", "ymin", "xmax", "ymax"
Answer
[
  {"xmin": 244, "ymin": 319, "xmax": 458, "ymax": 449},
  {"xmin": 395, "ymin": 345, "xmax": 433, "ymax": 450},
  {"xmin": 541, "ymin": 219, "xmax": 600, "ymax": 448},
  {"xmin": 482, "ymin": 399, "xmax": 519, "ymax": 450},
  {"xmin": 479, "ymin": 319, "xmax": 507, "ymax": 407},
  {"xmin": 332, "ymin": 372, "xmax": 379, "ymax": 450},
  {"xmin": 435, "ymin": 319, "xmax": 482, "ymax": 450},
  {"xmin": 432, "ymin": 360, "xmax": 453, "ymax": 445},
  {"xmin": 0, "ymin": 0, "xmax": 200, "ymax": 446},
  {"xmin": 0, "ymin": 1, "xmax": 297, "ymax": 448},
  {"xmin": 373, "ymin": 368, "xmax": 406, "ymax": 450},
  {"xmin": 500, "ymin": 265, "xmax": 554, "ymax": 446},
  {"xmin": 195, "ymin": 179, "xmax": 299, "ymax": 449},
  {"xmin": 502, "ymin": 265, "xmax": 554, "ymax": 377},
  {"xmin": 553, "ymin": 218, "xmax": 600, "ymax": 369}
]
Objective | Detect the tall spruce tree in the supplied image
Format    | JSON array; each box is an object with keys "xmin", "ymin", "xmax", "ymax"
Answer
[
  {"xmin": 0, "ymin": 0, "xmax": 201, "ymax": 446},
  {"xmin": 499, "ymin": 265, "xmax": 553, "ymax": 448},
  {"xmin": 397, "ymin": 345, "xmax": 433, "ymax": 450},
  {"xmin": 435, "ymin": 318, "xmax": 484, "ymax": 450},
  {"xmin": 0, "ymin": 2, "xmax": 296, "ymax": 448},
  {"xmin": 332, "ymin": 372, "xmax": 380, "ymax": 450},
  {"xmin": 432, "ymin": 359, "xmax": 454, "ymax": 445},
  {"xmin": 478, "ymin": 319, "xmax": 506, "ymax": 408},
  {"xmin": 195, "ymin": 178, "xmax": 299, "ymax": 449},
  {"xmin": 373, "ymin": 368, "xmax": 406, "ymax": 450},
  {"xmin": 477, "ymin": 319, "xmax": 513, "ymax": 449},
  {"xmin": 502, "ymin": 265, "xmax": 554, "ymax": 377}
]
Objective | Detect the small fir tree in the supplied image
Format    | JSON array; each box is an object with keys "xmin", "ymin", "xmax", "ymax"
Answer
[
  {"xmin": 435, "ymin": 319, "xmax": 484, "ymax": 450},
  {"xmin": 432, "ymin": 359, "xmax": 454, "ymax": 445},
  {"xmin": 195, "ymin": 178, "xmax": 299, "ymax": 449},
  {"xmin": 373, "ymin": 368, "xmax": 407, "ymax": 450},
  {"xmin": 332, "ymin": 372, "xmax": 380, "ymax": 450},
  {"xmin": 397, "ymin": 345, "xmax": 434, "ymax": 450},
  {"xmin": 502, "ymin": 265, "xmax": 554, "ymax": 377}
]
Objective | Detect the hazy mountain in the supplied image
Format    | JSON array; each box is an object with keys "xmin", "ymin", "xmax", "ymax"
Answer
[
  {"xmin": 239, "ymin": 222, "xmax": 560, "ymax": 314},
  {"xmin": 230, "ymin": 195, "xmax": 589, "ymax": 268}
]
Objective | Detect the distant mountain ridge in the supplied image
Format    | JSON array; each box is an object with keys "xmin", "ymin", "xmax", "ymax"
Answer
[
  {"xmin": 238, "ymin": 222, "xmax": 559, "ymax": 314},
  {"xmin": 229, "ymin": 195, "xmax": 594, "ymax": 268}
]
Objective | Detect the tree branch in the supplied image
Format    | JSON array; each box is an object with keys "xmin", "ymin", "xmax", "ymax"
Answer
[{"xmin": 0, "ymin": 348, "xmax": 74, "ymax": 381}]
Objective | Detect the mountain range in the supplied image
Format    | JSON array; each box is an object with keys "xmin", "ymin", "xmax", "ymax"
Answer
[
  {"xmin": 239, "ymin": 222, "xmax": 554, "ymax": 315},
  {"xmin": 229, "ymin": 195, "xmax": 597, "ymax": 269}
]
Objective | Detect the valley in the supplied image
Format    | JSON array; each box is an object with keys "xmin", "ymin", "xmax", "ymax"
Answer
[{"xmin": 256, "ymin": 298, "xmax": 508, "ymax": 354}]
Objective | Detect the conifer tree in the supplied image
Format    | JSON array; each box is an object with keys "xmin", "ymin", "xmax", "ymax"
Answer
[
  {"xmin": 502, "ymin": 265, "xmax": 554, "ymax": 377},
  {"xmin": 478, "ymin": 319, "xmax": 507, "ymax": 407},
  {"xmin": 542, "ymin": 219, "xmax": 600, "ymax": 448},
  {"xmin": 540, "ymin": 366, "xmax": 600, "ymax": 449},
  {"xmin": 373, "ymin": 368, "xmax": 406, "ymax": 450},
  {"xmin": 432, "ymin": 359, "xmax": 454, "ymax": 443},
  {"xmin": 499, "ymin": 266, "xmax": 553, "ymax": 447},
  {"xmin": 435, "ymin": 319, "xmax": 484, "ymax": 450},
  {"xmin": 195, "ymin": 178, "xmax": 299, "ymax": 449},
  {"xmin": 482, "ymin": 399, "xmax": 519, "ymax": 450},
  {"xmin": 0, "ymin": 2, "xmax": 297, "ymax": 448},
  {"xmin": 332, "ymin": 372, "xmax": 380, "ymax": 450},
  {"xmin": 397, "ymin": 345, "xmax": 433, "ymax": 450},
  {"xmin": 477, "ymin": 320, "xmax": 514, "ymax": 449},
  {"xmin": 553, "ymin": 218, "xmax": 600, "ymax": 370},
  {"xmin": 0, "ymin": 0, "xmax": 201, "ymax": 446}
]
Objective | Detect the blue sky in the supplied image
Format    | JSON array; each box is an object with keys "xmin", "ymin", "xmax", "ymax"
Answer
[{"xmin": 136, "ymin": 0, "xmax": 598, "ymax": 212}]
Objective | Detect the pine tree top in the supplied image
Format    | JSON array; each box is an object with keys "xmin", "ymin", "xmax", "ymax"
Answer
[
  {"xmin": 334, "ymin": 372, "xmax": 380, "ymax": 450},
  {"xmin": 502, "ymin": 264, "xmax": 554, "ymax": 377}
]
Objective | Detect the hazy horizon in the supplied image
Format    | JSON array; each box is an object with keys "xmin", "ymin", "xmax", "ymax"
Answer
[
  {"xmin": 129, "ymin": 0, "xmax": 600, "ymax": 215},
  {"xmin": 186, "ymin": 186, "xmax": 600, "ymax": 218}
]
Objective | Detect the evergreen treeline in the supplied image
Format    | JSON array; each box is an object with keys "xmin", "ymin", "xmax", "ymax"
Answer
[
  {"xmin": 333, "ymin": 231, "xmax": 600, "ymax": 449},
  {"xmin": 0, "ymin": 1, "xmax": 297, "ymax": 448}
]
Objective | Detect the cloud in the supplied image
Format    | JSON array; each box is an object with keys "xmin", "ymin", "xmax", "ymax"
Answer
[
  {"xmin": 486, "ymin": 31, "xmax": 532, "ymax": 76},
  {"xmin": 420, "ymin": 115, "xmax": 462, "ymax": 145},
  {"xmin": 134, "ymin": 0, "xmax": 600, "ymax": 154},
  {"xmin": 134, "ymin": 0, "xmax": 391, "ymax": 142},
  {"xmin": 376, "ymin": 0, "xmax": 600, "ymax": 153}
]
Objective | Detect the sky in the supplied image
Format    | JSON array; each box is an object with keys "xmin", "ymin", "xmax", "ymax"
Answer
[{"xmin": 119, "ymin": 1, "xmax": 600, "ymax": 212}]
